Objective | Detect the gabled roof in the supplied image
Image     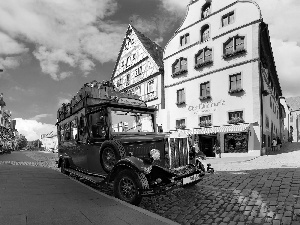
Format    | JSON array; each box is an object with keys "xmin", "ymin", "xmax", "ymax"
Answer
[
  {"xmin": 111, "ymin": 24, "xmax": 164, "ymax": 79},
  {"xmin": 286, "ymin": 96, "xmax": 300, "ymax": 111}
]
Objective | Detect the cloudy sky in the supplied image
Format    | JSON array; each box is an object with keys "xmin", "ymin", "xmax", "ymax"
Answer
[{"xmin": 0, "ymin": 0, "xmax": 299, "ymax": 140}]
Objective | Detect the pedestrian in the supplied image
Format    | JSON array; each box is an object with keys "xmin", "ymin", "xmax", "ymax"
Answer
[
  {"xmin": 272, "ymin": 138, "xmax": 277, "ymax": 152},
  {"xmin": 277, "ymin": 136, "xmax": 282, "ymax": 151}
]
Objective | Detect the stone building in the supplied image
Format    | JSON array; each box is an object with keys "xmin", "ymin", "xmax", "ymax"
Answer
[
  {"xmin": 40, "ymin": 131, "xmax": 58, "ymax": 152},
  {"xmin": 285, "ymin": 96, "xmax": 300, "ymax": 142},
  {"xmin": 111, "ymin": 25, "xmax": 165, "ymax": 131},
  {"xmin": 162, "ymin": 0, "xmax": 282, "ymax": 157}
]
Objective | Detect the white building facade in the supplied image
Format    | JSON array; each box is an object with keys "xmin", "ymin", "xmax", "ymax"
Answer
[
  {"xmin": 111, "ymin": 25, "xmax": 165, "ymax": 131},
  {"xmin": 163, "ymin": 0, "xmax": 282, "ymax": 156}
]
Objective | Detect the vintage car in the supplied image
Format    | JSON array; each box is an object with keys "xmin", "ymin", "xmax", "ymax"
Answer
[{"xmin": 57, "ymin": 81, "xmax": 213, "ymax": 205}]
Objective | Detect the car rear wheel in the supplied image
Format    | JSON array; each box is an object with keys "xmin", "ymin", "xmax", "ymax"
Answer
[{"xmin": 113, "ymin": 169, "xmax": 142, "ymax": 205}]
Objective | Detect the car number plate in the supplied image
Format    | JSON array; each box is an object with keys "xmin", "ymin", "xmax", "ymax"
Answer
[{"xmin": 182, "ymin": 173, "xmax": 201, "ymax": 185}]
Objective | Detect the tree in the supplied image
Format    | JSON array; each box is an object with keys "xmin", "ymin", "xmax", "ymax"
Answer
[{"xmin": 16, "ymin": 135, "xmax": 28, "ymax": 149}]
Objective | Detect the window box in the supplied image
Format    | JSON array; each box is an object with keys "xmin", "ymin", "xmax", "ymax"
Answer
[
  {"xmin": 199, "ymin": 95, "xmax": 211, "ymax": 100},
  {"xmin": 176, "ymin": 125, "xmax": 186, "ymax": 130},
  {"xmin": 176, "ymin": 101, "xmax": 186, "ymax": 106},
  {"xmin": 194, "ymin": 60, "xmax": 213, "ymax": 69},
  {"xmin": 199, "ymin": 121, "xmax": 212, "ymax": 127},
  {"xmin": 172, "ymin": 69, "xmax": 188, "ymax": 78},
  {"xmin": 228, "ymin": 88, "xmax": 244, "ymax": 94},
  {"xmin": 222, "ymin": 49, "xmax": 246, "ymax": 59},
  {"xmin": 228, "ymin": 117, "xmax": 244, "ymax": 124}
]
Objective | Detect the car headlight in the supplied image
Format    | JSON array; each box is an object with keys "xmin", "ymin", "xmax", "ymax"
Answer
[{"xmin": 150, "ymin": 149, "xmax": 160, "ymax": 161}]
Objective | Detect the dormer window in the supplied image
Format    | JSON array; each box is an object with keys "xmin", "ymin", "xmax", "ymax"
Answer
[
  {"xmin": 223, "ymin": 35, "xmax": 246, "ymax": 59},
  {"xmin": 202, "ymin": 2, "xmax": 211, "ymax": 19},
  {"xmin": 180, "ymin": 33, "xmax": 190, "ymax": 46},
  {"xmin": 201, "ymin": 25, "xmax": 210, "ymax": 43},
  {"xmin": 172, "ymin": 57, "xmax": 188, "ymax": 77}
]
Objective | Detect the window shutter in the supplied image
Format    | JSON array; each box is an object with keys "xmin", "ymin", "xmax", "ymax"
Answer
[
  {"xmin": 206, "ymin": 82, "xmax": 210, "ymax": 96},
  {"xmin": 236, "ymin": 74, "xmax": 242, "ymax": 89},
  {"xmin": 236, "ymin": 37, "xmax": 244, "ymax": 51},
  {"xmin": 181, "ymin": 58, "xmax": 187, "ymax": 70},
  {"xmin": 225, "ymin": 39, "xmax": 234, "ymax": 54},
  {"xmin": 229, "ymin": 13, "xmax": 234, "ymax": 24},
  {"xmin": 197, "ymin": 51, "xmax": 204, "ymax": 64},
  {"xmin": 230, "ymin": 75, "xmax": 236, "ymax": 90},
  {"xmin": 182, "ymin": 89, "xmax": 185, "ymax": 102},
  {"xmin": 222, "ymin": 17, "xmax": 228, "ymax": 27},
  {"xmin": 185, "ymin": 34, "xmax": 190, "ymax": 44},
  {"xmin": 205, "ymin": 48, "xmax": 212, "ymax": 61},
  {"xmin": 174, "ymin": 60, "xmax": 180, "ymax": 72},
  {"xmin": 200, "ymin": 84, "xmax": 205, "ymax": 97}
]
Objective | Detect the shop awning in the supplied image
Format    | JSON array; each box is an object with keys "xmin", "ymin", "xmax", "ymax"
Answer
[{"xmin": 193, "ymin": 123, "xmax": 251, "ymax": 135}]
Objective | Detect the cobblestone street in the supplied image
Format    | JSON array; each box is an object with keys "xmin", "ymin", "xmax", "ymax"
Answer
[{"xmin": 1, "ymin": 144, "xmax": 300, "ymax": 225}]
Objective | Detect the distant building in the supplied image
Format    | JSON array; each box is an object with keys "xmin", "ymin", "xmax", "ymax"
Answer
[
  {"xmin": 40, "ymin": 131, "xmax": 58, "ymax": 151},
  {"xmin": 286, "ymin": 96, "xmax": 300, "ymax": 142},
  {"xmin": 111, "ymin": 25, "xmax": 165, "ymax": 131},
  {"xmin": 163, "ymin": 0, "xmax": 282, "ymax": 156}
]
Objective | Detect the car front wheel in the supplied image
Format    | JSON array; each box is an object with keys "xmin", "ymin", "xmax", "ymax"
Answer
[{"xmin": 113, "ymin": 169, "xmax": 143, "ymax": 205}]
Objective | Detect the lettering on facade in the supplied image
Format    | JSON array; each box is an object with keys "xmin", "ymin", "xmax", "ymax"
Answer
[
  {"xmin": 118, "ymin": 97, "xmax": 146, "ymax": 107},
  {"xmin": 188, "ymin": 100, "xmax": 225, "ymax": 114}
]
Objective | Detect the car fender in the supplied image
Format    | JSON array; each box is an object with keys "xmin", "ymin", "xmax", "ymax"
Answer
[
  {"xmin": 107, "ymin": 156, "xmax": 151, "ymax": 182},
  {"xmin": 58, "ymin": 155, "xmax": 71, "ymax": 168}
]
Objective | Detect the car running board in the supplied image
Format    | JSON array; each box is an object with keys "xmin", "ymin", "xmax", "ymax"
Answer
[{"xmin": 64, "ymin": 168, "xmax": 107, "ymax": 185}]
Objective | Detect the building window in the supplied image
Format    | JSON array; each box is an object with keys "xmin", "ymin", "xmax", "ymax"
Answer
[
  {"xmin": 222, "ymin": 11, "xmax": 234, "ymax": 27},
  {"xmin": 228, "ymin": 73, "xmax": 243, "ymax": 93},
  {"xmin": 223, "ymin": 35, "xmax": 246, "ymax": 59},
  {"xmin": 201, "ymin": 25, "xmax": 210, "ymax": 42},
  {"xmin": 194, "ymin": 47, "xmax": 213, "ymax": 69},
  {"xmin": 200, "ymin": 82, "xmax": 210, "ymax": 100},
  {"xmin": 180, "ymin": 33, "xmax": 190, "ymax": 46},
  {"xmin": 265, "ymin": 115, "xmax": 269, "ymax": 128},
  {"xmin": 176, "ymin": 119, "xmax": 186, "ymax": 129},
  {"xmin": 135, "ymin": 66, "xmax": 143, "ymax": 77},
  {"xmin": 172, "ymin": 57, "xmax": 188, "ymax": 77},
  {"xmin": 228, "ymin": 111, "xmax": 244, "ymax": 124},
  {"xmin": 126, "ymin": 74, "xmax": 130, "ymax": 86},
  {"xmin": 176, "ymin": 88, "xmax": 185, "ymax": 105},
  {"xmin": 147, "ymin": 80, "xmax": 155, "ymax": 94},
  {"xmin": 202, "ymin": 2, "xmax": 211, "ymax": 19},
  {"xmin": 199, "ymin": 115, "xmax": 212, "ymax": 127}
]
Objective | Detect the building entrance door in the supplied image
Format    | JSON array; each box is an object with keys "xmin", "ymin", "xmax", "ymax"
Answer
[{"xmin": 200, "ymin": 136, "xmax": 216, "ymax": 157}]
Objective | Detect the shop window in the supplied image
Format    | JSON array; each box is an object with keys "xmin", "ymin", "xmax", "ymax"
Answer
[
  {"xmin": 229, "ymin": 73, "xmax": 243, "ymax": 93},
  {"xmin": 223, "ymin": 35, "xmax": 246, "ymax": 59},
  {"xmin": 172, "ymin": 57, "xmax": 188, "ymax": 77},
  {"xmin": 195, "ymin": 47, "xmax": 213, "ymax": 69},
  {"xmin": 224, "ymin": 133, "xmax": 248, "ymax": 153},
  {"xmin": 176, "ymin": 88, "xmax": 185, "ymax": 105},
  {"xmin": 222, "ymin": 11, "xmax": 234, "ymax": 27},
  {"xmin": 200, "ymin": 82, "xmax": 210, "ymax": 100},
  {"xmin": 199, "ymin": 115, "xmax": 212, "ymax": 127},
  {"xmin": 176, "ymin": 119, "xmax": 186, "ymax": 129},
  {"xmin": 201, "ymin": 25, "xmax": 210, "ymax": 43},
  {"xmin": 180, "ymin": 33, "xmax": 190, "ymax": 46},
  {"xmin": 202, "ymin": 2, "xmax": 211, "ymax": 19}
]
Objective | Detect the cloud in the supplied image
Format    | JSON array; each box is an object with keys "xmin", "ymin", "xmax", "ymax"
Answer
[
  {"xmin": 0, "ymin": 0, "xmax": 125, "ymax": 80},
  {"xmin": 271, "ymin": 39, "xmax": 300, "ymax": 97},
  {"xmin": 29, "ymin": 114, "xmax": 52, "ymax": 121},
  {"xmin": 0, "ymin": 32, "xmax": 28, "ymax": 55},
  {"xmin": 158, "ymin": 0, "xmax": 189, "ymax": 14},
  {"xmin": 15, "ymin": 118, "xmax": 56, "ymax": 141}
]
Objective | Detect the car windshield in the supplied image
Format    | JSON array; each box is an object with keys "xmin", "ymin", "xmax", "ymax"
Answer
[{"xmin": 111, "ymin": 109, "xmax": 155, "ymax": 133}]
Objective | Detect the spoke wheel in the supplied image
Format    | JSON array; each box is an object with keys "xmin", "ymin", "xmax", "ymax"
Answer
[
  {"xmin": 102, "ymin": 147, "xmax": 117, "ymax": 172},
  {"xmin": 114, "ymin": 169, "xmax": 142, "ymax": 205}
]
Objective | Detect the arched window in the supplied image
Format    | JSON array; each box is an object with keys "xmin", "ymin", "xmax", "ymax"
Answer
[
  {"xmin": 195, "ymin": 47, "xmax": 212, "ymax": 65},
  {"xmin": 223, "ymin": 35, "xmax": 246, "ymax": 58},
  {"xmin": 201, "ymin": 25, "xmax": 210, "ymax": 42},
  {"xmin": 202, "ymin": 2, "xmax": 211, "ymax": 19},
  {"xmin": 172, "ymin": 57, "xmax": 187, "ymax": 74}
]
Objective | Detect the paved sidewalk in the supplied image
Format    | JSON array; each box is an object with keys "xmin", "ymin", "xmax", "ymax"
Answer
[{"xmin": 0, "ymin": 164, "xmax": 178, "ymax": 225}]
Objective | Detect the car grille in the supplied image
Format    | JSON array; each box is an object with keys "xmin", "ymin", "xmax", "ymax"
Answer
[{"xmin": 167, "ymin": 137, "xmax": 189, "ymax": 169}]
